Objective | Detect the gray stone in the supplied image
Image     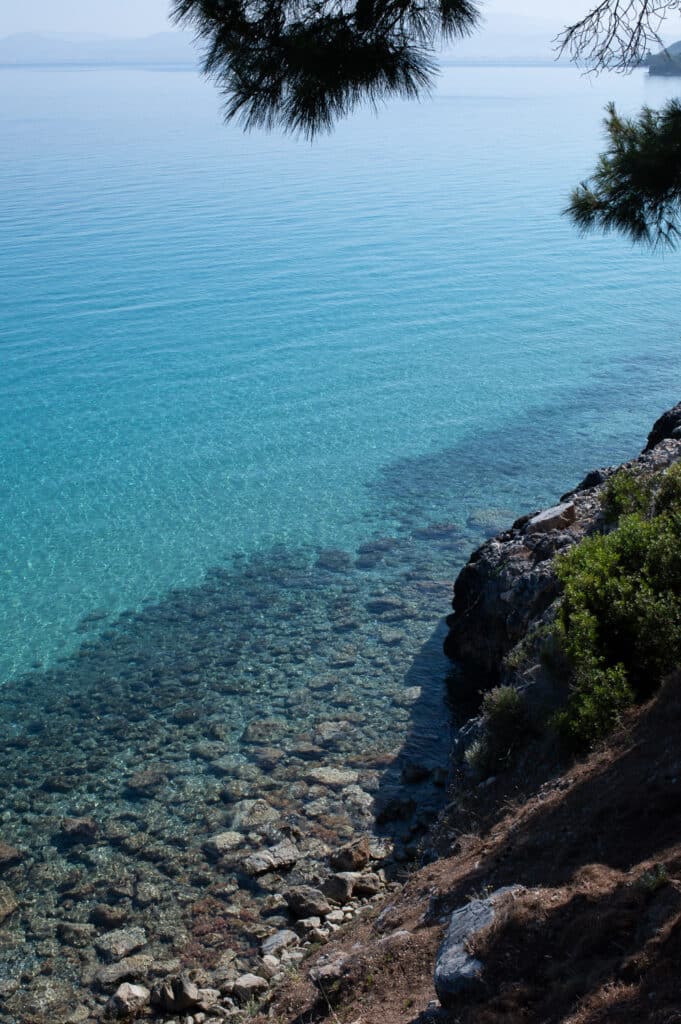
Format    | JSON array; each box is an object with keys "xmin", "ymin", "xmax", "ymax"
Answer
[
  {"xmin": 243, "ymin": 839, "xmax": 299, "ymax": 877},
  {"xmin": 261, "ymin": 929, "xmax": 299, "ymax": 956},
  {"xmin": 203, "ymin": 831, "xmax": 243, "ymax": 859},
  {"xmin": 353, "ymin": 872, "xmax": 382, "ymax": 896},
  {"xmin": 284, "ymin": 886, "xmax": 331, "ymax": 919},
  {"xmin": 322, "ymin": 872, "xmax": 359, "ymax": 903},
  {"xmin": 527, "ymin": 502, "xmax": 576, "ymax": 534},
  {"xmin": 257, "ymin": 955, "xmax": 280, "ymax": 981},
  {"xmin": 151, "ymin": 974, "xmax": 201, "ymax": 1013},
  {"xmin": 434, "ymin": 887, "xmax": 523, "ymax": 1008},
  {"xmin": 95, "ymin": 926, "xmax": 147, "ymax": 962},
  {"xmin": 233, "ymin": 973, "xmax": 269, "ymax": 1004},
  {"xmin": 107, "ymin": 983, "xmax": 150, "ymax": 1018},
  {"xmin": 309, "ymin": 953, "xmax": 349, "ymax": 988}
]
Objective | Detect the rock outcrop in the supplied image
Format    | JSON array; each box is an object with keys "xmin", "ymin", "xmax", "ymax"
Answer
[
  {"xmin": 443, "ymin": 410, "xmax": 681, "ymax": 692},
  {"xmin": 434, "ymin": 886, "xmax": 524, "ymax": 1006}
]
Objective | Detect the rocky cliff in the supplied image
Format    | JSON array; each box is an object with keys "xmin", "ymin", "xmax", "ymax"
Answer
[{"xmin": 443, "ymin": 402, "xmax": 681, "ymax": 694}]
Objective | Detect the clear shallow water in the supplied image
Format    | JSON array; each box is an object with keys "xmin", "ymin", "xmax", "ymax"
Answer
[
  {"xmin": 2, "ymin": 63, "xmax": 681, "ymax": 1018},
  {"xmin": 1, "ymin": 63, "xmax": 680, "ymax": 678}
]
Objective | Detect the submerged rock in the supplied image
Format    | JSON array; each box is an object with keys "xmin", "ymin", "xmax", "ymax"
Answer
[
  {"xmin": 243, "ymin": 838, "xmax": 299, "ymax": 877},
  {"xmin": 203, "ymin": 831, "xmax": 243, "ymax": 859},
  {"xmin": 0, "ymin": 842, "xmax": 23, "ymax": 870},
  {"xmin": 307, "ymin": 767, "xmax": 358, "ymax": 788},
  {"xmin": 95, "ymin": 926, "xmax": 147, "ymax": 962},
  {"xmin": 0, "ymin": 882, "xmax": 18, "ymax": 924}
]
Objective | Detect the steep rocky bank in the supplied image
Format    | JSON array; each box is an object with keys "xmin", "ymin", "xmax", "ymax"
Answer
[
  {"xmin": 261, "ymin": 401, "xmax": 681, "ymax": 1024},
  {"xmin": 4, "ymin": 404, "xmax": 681, "ymax": 1024},
  {"xmin": 444, "ymin": 403, "xmax": 681, "ymax": 697}
]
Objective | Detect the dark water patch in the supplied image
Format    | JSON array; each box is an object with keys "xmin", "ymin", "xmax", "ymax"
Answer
[{"xmin": 369, "ymin": 380, "xmax": 674, "ymax": 535}]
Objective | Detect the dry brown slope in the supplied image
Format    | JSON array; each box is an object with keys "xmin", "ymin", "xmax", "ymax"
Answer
[{"xmin": 265, "ymin": 669, "xmax": 681, "ymax": 1024}]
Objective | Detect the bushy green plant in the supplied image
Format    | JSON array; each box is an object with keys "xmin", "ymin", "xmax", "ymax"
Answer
[
  {"xmin": 465, "ymin": 686, "xmax": 531, "ymax": 778},
  {"xmin": 554, "ymin": 462, "xmax": 681, "ymax": 749},
  {"xmin": 600, "ymin": 467, "xmax": 652, "ymax": 523}
]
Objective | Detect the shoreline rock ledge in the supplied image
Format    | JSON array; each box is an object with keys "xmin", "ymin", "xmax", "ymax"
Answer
[{"xmin": 442, "ymin": 402, "xmax": 681, "ymax": 691}]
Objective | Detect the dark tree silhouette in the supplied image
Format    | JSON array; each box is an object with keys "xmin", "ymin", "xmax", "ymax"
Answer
[
  {"xmin": 567, "ymin": 99, "xmax": 681, "ymax": 248},
  {"xmin": 174, "ymin": 0, "xmax": 681, "ymax": 245},
  {"xmin": 172, "ymin": 0, "xmax": 480, "ymax": 137},
  {"xmin": 557, "ymin": 0, "xmax": 681, "ymax": 248},
  {"xmin": 557, "ymin": 0, "xmax": 676, "ymax": 71}
]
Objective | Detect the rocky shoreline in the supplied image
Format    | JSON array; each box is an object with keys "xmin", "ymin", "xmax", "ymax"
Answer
[
  {"xmin": 444, "ymin": 402, "xmax": 681, "ymax": 701},
  {"xmin": 0, "ymin": 522, "xmax": 470, "ymax": 1024},
  {"xmin": 4, "ymin": 403, "xmax": 681, "ymax": 1024}
]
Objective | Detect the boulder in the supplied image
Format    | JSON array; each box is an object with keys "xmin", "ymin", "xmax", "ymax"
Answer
[
  {"xmin": 322, "ymin": 872, "xmax": 359, "ymax": 904},
  {"xmin": 95, "ymin": 926, "xmax": 147, "ymax": 962},
  {"xmin": 151, "ymin": 974, "xmax": 201, "ymax": 1013},
  {"xmin": 284, "ymin": 886, "xmax": 331, "ymax": 919},
  {"xmin": 309, "ymin": 953, "xmax": 349, "ymax": 988},
  {"xmin": 353, "ymin": 872, "xmax": 382, "ymax": 896},
  {"xmin": 242, "ymin": 839, "xmax": 299, "ymax": 877},
  {"xmin": 261, "ymin": 929, "xmax": 299, "ymax": 957},
  {"xmin": 329, "ymin": 836, "xmax": 371, "ymax": 872},
  {"xmin": 106, "ymin": 983, "xmax": 150, "ymax": 1018},
  {"xmin": 526, "ymin": 502, "xmax": 576, "ymax": 534},
  {"xmin": 434, "ymin": 887, "xmax": 522, "ymax": 1007},
  {"xmin": 233, "ymin": 973, "xmax": 269, "ymax": 1004}
]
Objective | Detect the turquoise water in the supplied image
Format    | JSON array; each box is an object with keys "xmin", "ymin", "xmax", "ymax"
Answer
[{"xmin": 1, "ymin": 63, "xmax": 680, "ymax": 682}]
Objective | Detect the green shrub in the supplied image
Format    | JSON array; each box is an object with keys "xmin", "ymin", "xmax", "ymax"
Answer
[
  {"xmin": 554, "ymin": 461, "xmax": 681, "ymax": 749},
  {"xmin": 465, "ymin": 686, "xmax": 531, "ymax": 778},
  {"xmin": 600, "ymin": 467, "xmax": 652, "ymax": 523}
]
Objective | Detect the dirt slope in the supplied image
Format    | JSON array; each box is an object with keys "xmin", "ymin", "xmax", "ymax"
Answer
[{"xmin": 263, "ymin": 670, "xmax": 681, "ymax": 1024}]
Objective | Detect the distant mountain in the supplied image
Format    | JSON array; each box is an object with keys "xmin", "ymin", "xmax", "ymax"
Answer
[
  {"xmin": 647, "ymin": 40, "xmax": 681, "ymax": 75},
  {"xmin": 0, "ymin": 32, "xmax": 198, "ymax": 67}
]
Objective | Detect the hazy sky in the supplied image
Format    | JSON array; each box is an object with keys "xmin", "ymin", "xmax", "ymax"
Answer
[{"xmin": 0, "ymin": 0, "xmax": 597, "ymax": 37}]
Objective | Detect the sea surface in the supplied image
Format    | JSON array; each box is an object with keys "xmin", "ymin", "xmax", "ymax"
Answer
[
  {"xmin": 1, "ymin": 63, "xmax": 680, "ymax": 684},
  {"xmin": 0, "ymin": 62, "xmax": 681, "ymax": 1017}
]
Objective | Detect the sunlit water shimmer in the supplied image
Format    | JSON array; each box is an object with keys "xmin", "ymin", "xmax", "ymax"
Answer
[{"xmin": 0, "ymin": 63, "xmax": 680, "ymax": 1019}]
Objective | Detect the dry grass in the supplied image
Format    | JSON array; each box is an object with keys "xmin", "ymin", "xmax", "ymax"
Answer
[{"xmin": 262, "ymin": 671, "xmax": 681, "ymax": 1024}]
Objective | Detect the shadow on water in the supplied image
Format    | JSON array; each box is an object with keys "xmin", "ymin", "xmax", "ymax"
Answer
[{"xmin": 372, "ymin": 621, "xmax": 454, "ymax": 856}]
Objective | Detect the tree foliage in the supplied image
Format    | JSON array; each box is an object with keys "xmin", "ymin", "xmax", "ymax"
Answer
[
  {"xmin": 558, "ymin": 0, "xmax": 681, "ymax": 247},
  {"xmin": 566, "ymin": 99, "xmax": 681, "ymax": 248},
  {"xmin": 172, "ymin": 0, "xmax": 480, "ymax": 136}
]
